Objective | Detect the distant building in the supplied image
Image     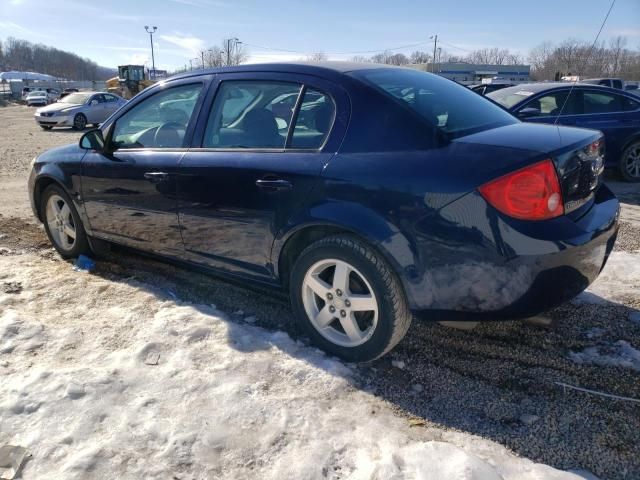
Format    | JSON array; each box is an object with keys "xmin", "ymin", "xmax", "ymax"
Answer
[{"xmin": 409, "ymin": 62, "xmax": 531, "ymax": 85}]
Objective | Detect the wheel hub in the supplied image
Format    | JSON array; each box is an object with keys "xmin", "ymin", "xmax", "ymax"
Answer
[{"xmin": 302, "ymin": 258, "xmax": 379, "ymax": 348}]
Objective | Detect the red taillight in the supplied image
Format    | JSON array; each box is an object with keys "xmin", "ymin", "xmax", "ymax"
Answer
[{"xmin": 479, "ymin": 159, "xmax": 564, "ymax": 221}]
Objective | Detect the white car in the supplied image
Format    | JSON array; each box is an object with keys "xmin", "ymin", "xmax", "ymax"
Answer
[
  {"xmin": 25, "ymin": 90, "xmax": 50, "ymax": 106},
  {"xmin": 34, "ymin": 91, "xmax": 127, "ymax": 130}
]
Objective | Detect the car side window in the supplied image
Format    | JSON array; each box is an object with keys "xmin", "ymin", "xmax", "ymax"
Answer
[
  {"xmin": 289, "ymin": 89, "xmax": 335, "ymax": 149},
  {"xmin": 521, "ymin": 91, "xmax": 581, "ymax": 116},
  {"xmin": 583, "ymin": 91, "xmax": 622, "ymax": 114},
  {"xmin": 204, "ymin": 81, "xmax": 302, "ymax": 149},
  {"xmin": 622, "ymin": 96, "xmax": 640, "ymax": 112},
  {"xmin": 111, "ymin": 83, "xmax": 203, "ymax": 149}
]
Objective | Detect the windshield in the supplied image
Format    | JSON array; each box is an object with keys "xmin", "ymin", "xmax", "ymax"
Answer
[
  {"xmin": 60, "ymin": 93, "xmax": 90, "ymax": 104},
  {"xmin": 487, "ymin": 86, "xmax": 536, "ymax": 109},
  {"xmin": 351, "ymin": 68, "xmax": 517, "ymax": 140}
]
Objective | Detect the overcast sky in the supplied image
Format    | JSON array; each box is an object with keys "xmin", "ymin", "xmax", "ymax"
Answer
[{"xmin": 1, "ymin": 0, "xmax": 639, "ymax": 70}]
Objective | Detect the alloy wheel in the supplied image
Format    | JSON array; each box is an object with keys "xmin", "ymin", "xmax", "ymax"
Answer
[
  {"xmin": 74, "ymin": 114, "xmax": 87, "ymax": 130},
  {"xmin": 302, "ymin": 258, "xmax": 379, "ymax": 347},
  {"xmin": 625, "ymin": 144, "xmax": 640, "ymax": 178},
  {"xmin": 45, "ymin": 194, "xmax": 76, "ymax": 251}
]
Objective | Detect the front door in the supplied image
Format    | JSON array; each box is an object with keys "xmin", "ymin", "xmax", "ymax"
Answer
[
  {"xmin": 81, "ymin": 81, "xmax": 207, "ymax": 256},
  {"xmin": 177, "ymin": 74, "xmax": 346, "ymax": 281}
]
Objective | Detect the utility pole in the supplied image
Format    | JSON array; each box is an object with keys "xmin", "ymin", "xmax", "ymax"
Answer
[
  {"xmin": 430, "ymin": 34, "xmax": 438, "ymax": 73},
  {"xmin": 189, "ymin": 59, "xmax": 193, "ymax": 71},
  {"xmin": 201, "ymin": 50, "xmax": 205, "ymax": 69},
  {"xmin": 144, "ymin": 26, "xmax": 157, "ymax": 79}
]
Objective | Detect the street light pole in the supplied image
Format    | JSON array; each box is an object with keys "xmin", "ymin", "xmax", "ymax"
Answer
[
  {"xmin": 430, "ymin": 34, "xmax": 438, "ymax": 73},
  {"xmin": 144, "ymin": 26, "xmax": 157, "ymax": 79}
]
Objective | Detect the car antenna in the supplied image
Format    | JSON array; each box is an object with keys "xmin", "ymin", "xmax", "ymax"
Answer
[{"xmin": 554, "ymin": 0, "xmax": 616, "ymax": 124}]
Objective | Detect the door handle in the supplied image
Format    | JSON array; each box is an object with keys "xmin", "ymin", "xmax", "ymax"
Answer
[
  {"xmin": 144, "ymin": 172, "xmax": 169, "ymax": 183},
  {"xmin": 255, "ymin": 178, "xmax": 293, "ymax": 191}
]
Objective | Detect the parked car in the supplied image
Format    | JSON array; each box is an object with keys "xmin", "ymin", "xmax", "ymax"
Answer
[
  {"xmin": 28, "ymin": 63, "xmax": 619, "ymax": 361},
  {"xmin": 469, "ymin": 82, "xmax": 514, "ymax": 96},
  {"xmin": 580, "ymin": 78, "xmax": 624, "ymax": 89},
  {"xmin": 59, "ymin": 88, "xmax": 79, "ymax": 99},
  {"xmin": 25, "ymin": 90, "xmax": 50, "ymax": 106},
  {"xmin": 45, "ymin": 88, "xmax": 60, "ymax": 102},
  {"xmin": 22, "ymin": 87, "xmax": 45, "ymax": 101},
  {"xmin": 34, "ymin": 91, "xmax": 126, "ymax": 130},
  {"xmin": 488, "ymin": 83, "xmax": 640, "ymax": 181}
]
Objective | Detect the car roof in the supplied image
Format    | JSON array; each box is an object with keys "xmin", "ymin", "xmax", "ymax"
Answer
[
  {"xmin": 496, "ymin": 82, "xmax": 623, "ymax": 95},
  {"xmin": 168, "ymin": 61, "xmax": 398, "ymax": 82}
]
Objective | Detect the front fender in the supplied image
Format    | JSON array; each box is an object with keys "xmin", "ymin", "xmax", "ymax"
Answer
[{"xmin": 29, "ymin": 157, "xmax": 89, "ymax": 232}]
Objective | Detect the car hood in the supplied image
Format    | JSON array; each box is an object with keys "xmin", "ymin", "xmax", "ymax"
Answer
[
  {"xmin": 37, "ymin": 102, "xmax": 82, "ymax": 113},
  {"xmin": 36, "ymin": 143, "xmax": 84, "ymax": 164}
]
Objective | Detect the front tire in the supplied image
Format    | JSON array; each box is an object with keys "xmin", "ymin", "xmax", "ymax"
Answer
[
  {"xmin": 41, "ymin": 184, "xmax": 90, "ymax": 258},
  {"xmin": 619, "ymin": 140, "xmax": 640, "ymax": 182},
  {"xmin": 290, "ymin": 235, "xmax": 412, "ymax": 362},
  {"xmin": 72, "ymin": 113, "xmax": 87, "ymax": 130}
]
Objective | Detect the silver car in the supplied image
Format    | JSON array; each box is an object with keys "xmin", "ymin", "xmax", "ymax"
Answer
[{"xmin": 34, "ymin": 92, "xmax": 127, "ymax": 130}]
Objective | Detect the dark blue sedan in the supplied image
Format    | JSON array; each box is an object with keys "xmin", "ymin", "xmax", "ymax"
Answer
[
  {"xmin": 488, "ymin": 83, "xmax": 640, "ymax": 181},
  {"xmin": 28, "ymin": 63, "xmax": 619, "ymax": 361}
]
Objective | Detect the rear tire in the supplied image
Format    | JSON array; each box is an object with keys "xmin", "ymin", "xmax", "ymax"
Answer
[
  {"xmin": 72, "ymin": 113, "xmax": 87, "ymax": 130},
  {"xmin": 41, "ymin": 184, "xmax": 90, "ymax": 259},
  {"xmin": 619, "ymin": 140, "xmax": 640, "ymax": 182},
  {"xmin": 290, "ymin": 235, "xmax": 412, "ymax": 362}
]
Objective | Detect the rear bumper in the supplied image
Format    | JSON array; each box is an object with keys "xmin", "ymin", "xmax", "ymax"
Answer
[{"xmin": 407, "ymin": 185, "xmax": 620, "ymax": 319}]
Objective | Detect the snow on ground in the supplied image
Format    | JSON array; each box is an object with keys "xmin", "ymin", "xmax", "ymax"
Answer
[
  {"xmin": 570, "ymin": 341, "xmax": 640, "ymax": 371},
  {"xmin": 573, "ymin": 251, "xmax": 640, "ymax": 305},
  {"xmin": 0, "ymin": 252, "xmax": 588, "ymax": 480}
]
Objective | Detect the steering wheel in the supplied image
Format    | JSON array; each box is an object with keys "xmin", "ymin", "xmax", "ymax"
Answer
[{"xmin": 153, "ymin": 121, "xmax": 184, "ymax": 148}]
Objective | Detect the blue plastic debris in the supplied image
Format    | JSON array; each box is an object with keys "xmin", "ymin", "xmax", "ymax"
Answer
[{"xmin": 73, "ymin": 255, "xmax": 95, "ymax": 272}]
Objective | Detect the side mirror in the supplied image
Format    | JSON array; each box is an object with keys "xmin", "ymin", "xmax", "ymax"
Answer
[
  {"xmin": 79, "ymin": 129, "xmax": 105, "ymax": 151},
  {"xmin": 518, "ymin": 107, "xmax": 541, "ymax": 119},
  {"xmin": 90, "ymin": 100, "xmax": 99, "ymax": 106}
]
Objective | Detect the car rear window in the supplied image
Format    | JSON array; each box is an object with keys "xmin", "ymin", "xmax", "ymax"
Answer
[{"xmin": 351, "ymin": 68, "xmax": 517, "ymax": 140}]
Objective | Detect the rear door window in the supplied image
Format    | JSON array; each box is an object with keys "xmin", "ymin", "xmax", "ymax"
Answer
[
  {"xmin": 203, "ymin": 81, "xmax": 302, "ymax": 149},
  {"xmin": 583, "ymin": 91, "xmax": 622, "ymax": 114},
  {"xmin": 289, "ymin": 89, "xmax": 335, "ymax": 149}
]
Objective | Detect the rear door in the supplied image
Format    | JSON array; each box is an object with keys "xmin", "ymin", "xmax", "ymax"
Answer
[
  {"xmin": 572, "ymin": 89, "xmax": 640, "ymax": 162},
  {"xmin": 81, "ymin": 79, "xmax": 208, "ymax": 256},
  {"xmin": 176, "ymin": 72, "xmax": 348, "ymax": 281}
]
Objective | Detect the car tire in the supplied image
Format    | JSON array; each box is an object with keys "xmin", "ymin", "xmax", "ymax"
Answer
[
  {"xmin": 41, "ymin": 184, "xmax": 90, "ymax": 259},
  {"xmin": 290, "ymin": 235, "xmax": 412, "ymax": 362},
  {"xmin": 39, "ymin": 125, "xmax": 53, "ymax": 131},
  {"xmin": 73, "ymin": 113, "xmax": 87, "ymax": 130},
  {"xmin": 619, "ymin": 140, "xmax": 640, "ymax": 182}
]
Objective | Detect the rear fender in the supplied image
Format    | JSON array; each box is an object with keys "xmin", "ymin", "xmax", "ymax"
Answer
[{"xmin": 272, "ymin": 201, "xmax": 418, "ymax": 303}]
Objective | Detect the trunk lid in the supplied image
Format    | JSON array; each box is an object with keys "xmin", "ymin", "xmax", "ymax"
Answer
[{"xmin": 455, "ymin": 123, "xmax": 604, "ymax": 215}]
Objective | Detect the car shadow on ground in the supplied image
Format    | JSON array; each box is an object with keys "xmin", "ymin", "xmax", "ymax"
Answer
[
  {"xmin": 90, "ymin": 243, "xmax": 640, "ymax": 480},
  {"xmin": 605, "ymin": 172, "xmax": 640, "ymax": 207},
  {"xmin": 1, "ymin": 217, "xmax": 639, "ymax": 479}
]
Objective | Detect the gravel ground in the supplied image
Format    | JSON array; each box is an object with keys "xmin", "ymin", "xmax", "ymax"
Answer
[{"xmin": 1, "ymin": 104, "xmax": 640, "ymax": 479}]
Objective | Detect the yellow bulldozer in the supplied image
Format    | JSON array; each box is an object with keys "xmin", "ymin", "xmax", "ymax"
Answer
[{"xmin": 106, "ymin": 65, "xmax": 156, "ymax": 99}]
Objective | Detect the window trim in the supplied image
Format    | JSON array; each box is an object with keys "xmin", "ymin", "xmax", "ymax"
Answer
[
  {"xmin": 196, "ymin": 78, "xmax": 337, "ymax": 153},
  {"xmin": 105, "ymin": 81, "xmax": 205, "ymax": 152}
]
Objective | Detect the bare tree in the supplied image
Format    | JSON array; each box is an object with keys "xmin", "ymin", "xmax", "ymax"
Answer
[
  {"xmin": 306, "ymin": 52, "xmax": 328, "ymax": 62},
  {"xmin": 350, "ymin": 55, "xmax": 370, "ymax": 63},
  {"xmin": 204, "ymin": 38, "xmax": 247, "ymax": 67}
]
